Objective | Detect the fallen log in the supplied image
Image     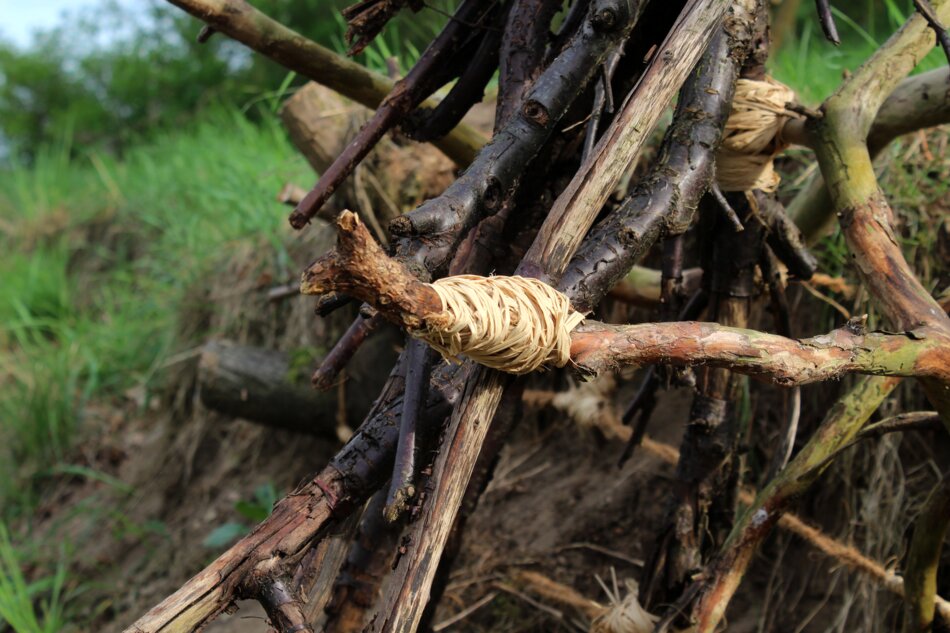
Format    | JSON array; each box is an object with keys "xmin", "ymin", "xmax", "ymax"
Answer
[
  {"xmin": 280, "ymin": 82, "xmax": 457, "ymax": 233},
  {"xmin": 197, "ymin": 337, "xmax": 397, "ymax": 437}
]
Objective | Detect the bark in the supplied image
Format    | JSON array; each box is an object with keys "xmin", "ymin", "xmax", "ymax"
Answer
[
  {"xmin": 389, "ymin": 0, "xmax": 643, "ymax": 278},
  {"xmin": 519, "ymin": 0, "xmax": 736, "ymax": 283},
  {"xmin": 324, "ymin": 491, "xmax": 401, "ymax": 633},
  {"xmin": 558, "ymin": 22, "xmax": 749, "ymax": 310},
  {"xmin": 495, "ymin": 0, "xmax": 564, "ymax": 126}
]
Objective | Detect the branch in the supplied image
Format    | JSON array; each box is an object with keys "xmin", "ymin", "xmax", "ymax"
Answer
[
  {"xmin": 495, "ymin": 0, "xmax": 564, "ymax": 127},
  {"xmin": 389, "ymin": 0, "xmax": 643, "ymax": 277},
  {"xmin": 903, "ymin": 471, "xmax": 950, "ymax": 632},
  {"xmin": 306, "ymin": 212, "xmax": 950, "ymax": 387},
  {"xmin": 288, "ymin": 0, "xmax": 499, "ymax": 228},
  {"xmin": 520, "ymin": 0, "xmax": 736, "ymax": 282},
  {"xmin": 790, "ymin": 67, "xmax": 950, "ymax": 242},
  {"xmin": 570, "ymin": 320, "xmax": 950, "ymax": 385},
  {"xmin": 689, "ymin": 375, "xmax": 902, "ymax": 632},
  {"xmin": 256, "ymin": 577, "xmax": 313, "ymax": 633},
  {"xmin": 312, "ymin": 314, "xmax": 384, "ymax": 391},
  {"xmin": 123, "ymin": 349, "xmax": 462, "ymax": 632},
  {"xmin": 811, "ymin": 0, "xmax": 950, "ymax": 421},
  {"xmin": 558, "ymin": 23, "xmax": 748, "ymax": 310},
  {"xmin": 165, "ymin": 0, "xmax": 486, "ymax": 166}
]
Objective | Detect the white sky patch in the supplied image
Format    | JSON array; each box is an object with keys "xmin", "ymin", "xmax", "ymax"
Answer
[{"xmin": 0, "ymin": 0, "xmax": 144, "ymax": 47}]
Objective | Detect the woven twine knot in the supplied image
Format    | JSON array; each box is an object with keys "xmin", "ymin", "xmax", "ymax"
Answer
[
  {"xmin": 716, "ymin": 76, "xmax": 802, "ymax": 193},
  {"xmin": 411, "ymin": 275, "xmax": 585, "ymax": 375}
]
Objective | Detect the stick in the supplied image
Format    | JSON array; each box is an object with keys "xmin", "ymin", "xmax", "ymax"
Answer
[
  {"xmin": 164, "ymin": 0, "xmax": 485, "ymax": 166},
  {"xmin": 312, "ymin": 314, "xmax": 384, "ymax": 391},
  {"xmin": 558, "ymin": 26, "xmax": 747, "ymax": 311},
  {"xmin": 288, "ymin": 0, "xmax": 499, "ymax": 228}
]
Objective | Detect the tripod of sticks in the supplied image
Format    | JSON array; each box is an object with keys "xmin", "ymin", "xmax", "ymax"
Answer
[{"xmin": 127, "ymin": 0, "xmax": 950, "ymax": 631}]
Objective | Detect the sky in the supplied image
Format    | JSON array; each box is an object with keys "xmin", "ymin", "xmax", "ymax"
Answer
[{"xmin": 0, "ymin": 0, "xmax": 142, "ymax": 46}]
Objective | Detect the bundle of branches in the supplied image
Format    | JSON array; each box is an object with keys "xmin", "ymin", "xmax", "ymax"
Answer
[{"xmin": 131, "ymin": 0, "xmax": 950, "ymax": 631}]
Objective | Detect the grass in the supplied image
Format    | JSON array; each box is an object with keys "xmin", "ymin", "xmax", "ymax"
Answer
[
  {"xmin": 768, "ymin": 0, "xmax": 947, "ymax": 103},
  {"xmin": 0, "ymin": 1, "xmax": 947, "ymax": 630},
  {"xmin": 0, "ymin": 108, "xmax": 310, "ymax": 515},
  {"xmin": 0, "ymin": 525, "xmax": 67, "ymax": 633}
]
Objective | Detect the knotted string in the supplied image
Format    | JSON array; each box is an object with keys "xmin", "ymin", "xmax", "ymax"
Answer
[
  {"xmin": 411, "ymin": 275, "xmax": 585, "ymax": 375},
  {"xmin": 716, "ymin": 76, "xmax": 802, "ymax": 192}
]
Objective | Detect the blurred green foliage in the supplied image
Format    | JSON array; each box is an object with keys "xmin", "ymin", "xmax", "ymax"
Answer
[{"xmin": 0, "ymin": 0, "xmax": 448, "ymax": 160}]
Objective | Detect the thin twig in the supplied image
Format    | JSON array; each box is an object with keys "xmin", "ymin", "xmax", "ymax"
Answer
[
  {"xmin": 912, "ymin": 0, "xmax": 950, "ymax": 66},
  {"xmin": 815, "ymin": 0, "xmax": 841, "ymax": 45}
]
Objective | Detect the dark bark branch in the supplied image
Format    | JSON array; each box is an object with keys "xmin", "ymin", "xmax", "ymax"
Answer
[
  {"xmin": 402, "ymin": 18, "xmax": 504, "ymax": 142},
  {"xmin": 815, "ymin": 0, "xmax": 841, "ymax": 45},
  {"xmin": 384, "ymin": 339, "xmax": 436, "ymax": 521},
  {"xmin": 495, "ymin": 0, "xmax": 564, "ymax": 127},
  {"xmin": 520, "ymin": 0, "xmax": 735, "ymax": 282},
  {"xmin": 341, "ymin": 0, "xmax": 421, "ymax": 56},
  {"xmin": 312, "ymin": 314, "xmax": 384, "ymax": 391},
  {"xmin": 324, "ymin": 490, "xmax": 402, "ymax": 633},
  {"xmin": 389, "ymin": 0, "xmax": 642, "ymax": 278},
  {"xmin": 757, "ymin": 192, "xmax": 817, "ymax": 281},
  {"xmin": 164, "ymin": 0, "xmax": 485, "ymax": 168},
  {"xmin": 558, "ymin": 24, "xmax": 748, "ymax": 311},
  {"xmin": 289, "ymin": 0, "xmax": 499, "ymax": 229},
  {"xmin": 256, "ymin": 577, "xmax": 313, "ymax": 633}
]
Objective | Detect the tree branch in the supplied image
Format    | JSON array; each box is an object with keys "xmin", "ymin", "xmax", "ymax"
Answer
[
  {"xmin": 164, "ymin": 0, "xmax": 486, "ymax": 166},
  {"xmin": 570, "ymin": 320, "xmax": 950, "ymax": 384},
  {"xmin": 903, "ymin": 471, "xmax": 950, "ymax": 632}
]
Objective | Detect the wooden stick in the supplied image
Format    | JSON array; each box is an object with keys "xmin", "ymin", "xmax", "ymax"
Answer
[{"xmin": 164, "ymin": 0, "xmax": 486, "ymax": 166}]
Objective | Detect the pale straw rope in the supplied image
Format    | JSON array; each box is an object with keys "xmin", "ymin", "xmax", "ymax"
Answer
[
  {"xmin": 716, "ymin": 76, "xmax": 802, "ymax": 192},
  {"xmin": 411, "ymin": 275, "xmax": 585, "ymax": 375}
]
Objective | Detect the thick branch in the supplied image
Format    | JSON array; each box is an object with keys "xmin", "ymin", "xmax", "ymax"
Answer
[
  {"xmin": 306, "ymin": 212, "xmax": 950, "ymax": 386},
  {"xmin": 558, "ymin": 22, "xmax": 749, "ymax": 309},
  {"xmin": 389, "ymin": 0, "xmax": 642, "ymax": 277},
  {"xmin": 811, "ymin": 0, "xmax": 950, "ymax": 423},
  {"xmin": 520, "ymin": 0, "xmax": 735, "ymax": 281}
]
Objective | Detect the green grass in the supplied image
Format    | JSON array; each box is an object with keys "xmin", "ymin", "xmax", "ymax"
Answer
[
  {"xmin": 769, "ymin": 0, "xmax": 947, "ymax": 103},
  {"xmin": 0, "ymin": 525, "xmax": 67, "ymax": 633},
  {"xmin": 0, "ymin": 1, "xmax": 947, "ymax": 629},
  {"xmin": 0, "ymin": 107, "xmax": 310, "ymax": 516}
]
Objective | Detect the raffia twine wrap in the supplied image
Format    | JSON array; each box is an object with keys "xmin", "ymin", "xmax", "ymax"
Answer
[
  {"xmin": 716, "ymin": 76, "xmax": 802, "ymax": 192},
  {"xmin": 411, "ymin": 275, "xmax": 585, "ymax": 375}
]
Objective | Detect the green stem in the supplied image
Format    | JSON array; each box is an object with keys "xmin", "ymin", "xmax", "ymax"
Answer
[
  {"xmin": 690, "ymin": 375, "xmax": 901, "ymax": 631},
  {"xmin": 903, "ymin": 472, "xmax": 950, "ymax": 633}
]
